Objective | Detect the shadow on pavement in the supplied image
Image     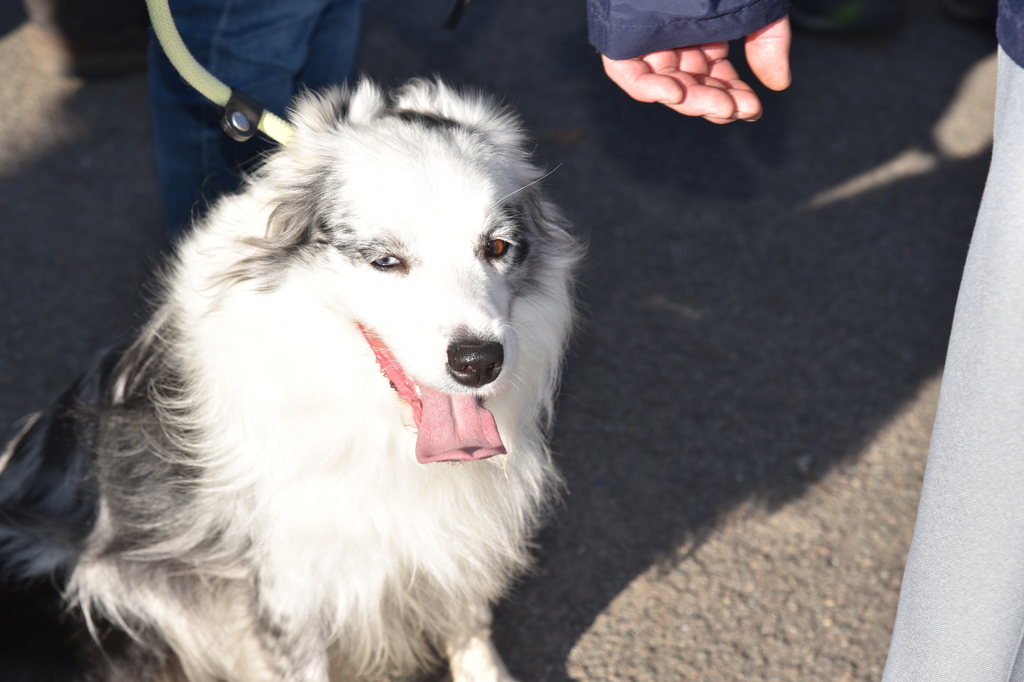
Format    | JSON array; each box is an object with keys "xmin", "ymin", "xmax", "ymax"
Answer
[
  {"xmin": 355, "ymin": 1, "xmax": 994, "ymax": 679},
  {"xmin": 0, "ymin": 0, "xmax": 24, "ymax": 39}
]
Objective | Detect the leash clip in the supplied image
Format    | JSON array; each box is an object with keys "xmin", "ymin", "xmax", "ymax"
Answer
[{"xmin": 220, "ymin": 88, "xmax": 264, "ymax": 142}]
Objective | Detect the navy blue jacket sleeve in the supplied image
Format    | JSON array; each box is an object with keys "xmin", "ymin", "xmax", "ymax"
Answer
[
  {"xmin": 588, "ymin": 0, "xmax": 790, "ymax": 59},
  {"xmin": 998, "ymin": 0, "xmax": 1024, "ymax": 68}
]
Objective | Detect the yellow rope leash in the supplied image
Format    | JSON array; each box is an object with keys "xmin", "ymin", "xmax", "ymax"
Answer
[{"xmin": 145, "ymin": 0, "xmax": 296, "ymax": 146}]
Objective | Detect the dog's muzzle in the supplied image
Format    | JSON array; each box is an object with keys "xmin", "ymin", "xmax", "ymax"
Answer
[{"xmin": 360, "ymin": 325, "xmax": 506, "ymax": 464}]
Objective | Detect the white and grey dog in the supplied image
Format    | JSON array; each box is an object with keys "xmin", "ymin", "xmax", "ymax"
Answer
[{"xmin": 0, "ymin": 78, "xmax": 580, "ymax": 682}]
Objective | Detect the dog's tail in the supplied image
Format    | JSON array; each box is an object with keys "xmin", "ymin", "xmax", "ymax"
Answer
[
  {"xmin": 0, "ymin": 344, "xmax": 124, "ymax": 583},
  {"xmin": 0, "ymin": 345, "xmax": 124, "ymax": 682}
]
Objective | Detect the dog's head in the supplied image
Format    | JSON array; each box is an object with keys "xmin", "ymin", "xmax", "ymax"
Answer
[{"xmin": 230, "ymin": 79, "xmax": 579, "ymax": 463}]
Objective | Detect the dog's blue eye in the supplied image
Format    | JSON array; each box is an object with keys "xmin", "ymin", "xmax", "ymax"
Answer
[{"xmin": 372, "ymin": 255, "xmax": 402, "ymax": 270}]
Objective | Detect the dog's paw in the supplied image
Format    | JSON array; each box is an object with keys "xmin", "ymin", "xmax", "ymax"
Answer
[{"xmin": 447, "ymin": 635, "xmax": 520, "ymax": 682}]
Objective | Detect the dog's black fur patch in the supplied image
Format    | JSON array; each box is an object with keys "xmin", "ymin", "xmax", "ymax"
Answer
[{"xmin": 0, "ymin": 345, "xmax": 124, "ymax": 581}]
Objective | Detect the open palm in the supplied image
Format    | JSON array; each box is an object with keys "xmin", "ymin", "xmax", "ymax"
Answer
[{"xmin": 601, "ymin": 16, "xmax": 792, "ymax": 123}]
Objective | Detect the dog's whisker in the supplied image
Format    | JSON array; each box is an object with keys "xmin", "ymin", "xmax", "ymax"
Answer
[{"xmin": 495, "ymin": 164, "xmax": 562, "ymax": 206}]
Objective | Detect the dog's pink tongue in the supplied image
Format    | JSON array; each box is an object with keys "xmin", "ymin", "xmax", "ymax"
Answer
[{"xmin": 415, "ymin": 388, "xmax": 506, "ymax": 464}]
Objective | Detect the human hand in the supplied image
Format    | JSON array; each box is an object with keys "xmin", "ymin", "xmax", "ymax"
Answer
[{"xmin": 600, "ymin": 16, "xmax": 792, "ymax": 123}]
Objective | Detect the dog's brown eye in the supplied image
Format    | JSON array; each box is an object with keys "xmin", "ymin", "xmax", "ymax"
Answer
[{"xmin": 485, "ymin": 239, "xmax": 509, "ymax": 259}]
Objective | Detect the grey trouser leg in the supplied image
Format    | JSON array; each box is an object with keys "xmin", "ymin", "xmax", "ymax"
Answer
[{"xmin": 881, "ymin": 46, "xmax": 1024, "ymax": 681}]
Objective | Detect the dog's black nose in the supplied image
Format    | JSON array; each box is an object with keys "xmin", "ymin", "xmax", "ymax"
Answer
[{"xmin": 447, "ymin": 340, "xmax": 504, "ymax": 388}]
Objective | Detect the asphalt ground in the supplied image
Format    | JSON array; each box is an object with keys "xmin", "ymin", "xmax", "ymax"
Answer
[{"xmin": 0, "ymin": 0, "xmax": 1000, "ymax": 679}]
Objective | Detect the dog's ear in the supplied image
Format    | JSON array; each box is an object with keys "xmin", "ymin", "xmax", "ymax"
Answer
[
  {"xmin": 287, "ymin": 86, "xmax": 351, "ymax": 134},
  {"xmin": 388, "ymin": 78, "xmax": 527, "ymax": 149},
  {"xmin": 222, "ymin": 159, "xmax": 333, "ymax": 287},
  {"xmin": 220, "ymin": 185, "xmax": 327, "ymax": 288},
  {"xmin": 264, "ymin": 177, "xmax": 329, "ymax": 244},
  {"xmin": 516, "ymin": 183, "xmax": 580, "ymax": 262},
  {"xmin": 257, "ymin": 81, "xmax": 394, "ymax": 245},
  {"xmin": 286, "ymin": 80, "xmax": 389, "ymax": 134},
  {"xmin": 288, "ymin": 79, "xmax": 399, "ymax": 137},
  {"xmin": 255, "ymin": 85, "xmax": 379, "ymax": 245}
]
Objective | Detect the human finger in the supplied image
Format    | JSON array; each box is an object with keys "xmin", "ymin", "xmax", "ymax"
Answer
[
  {"xmin": 692, "ymin": 67, "xmax": 761, "ymax": 119},
  {"xmin": 697, "ymin": 42, "xmax": 731, "ymax": 64},
  {"xmin": 673, "ymin": 46, "xmax": 713, "ymax": 77},
  {"xmin": 659, "ymin": 82, "xmax": 738, "ymax": 119},
  {"xmin": 706, "ymin": 56, "xmax": 743, "ymax": 85},
  {"xmin": 687, "ymin": 76, "xmax": 762, "ymax": 121},
  {"xmin": 601, "ymin": 54, "xmax": 686, "ymax": 103},
  {"xmin": 726, "ymin": 86, "xmax": 763, "ymax": 120},
  {"xmin": 744, "ymin": 15, "xmax": 792, "ymax": 91}
]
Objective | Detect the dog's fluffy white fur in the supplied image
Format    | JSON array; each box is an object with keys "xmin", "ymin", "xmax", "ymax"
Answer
[{"xmin": 0, "ymin": 78, "xmax": 580, "ymax": 682}]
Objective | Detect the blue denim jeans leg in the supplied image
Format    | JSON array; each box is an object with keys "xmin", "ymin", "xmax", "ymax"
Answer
[{"xmin": 148, "ymin": 0, "xmax": 366, "ymax": 242}]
